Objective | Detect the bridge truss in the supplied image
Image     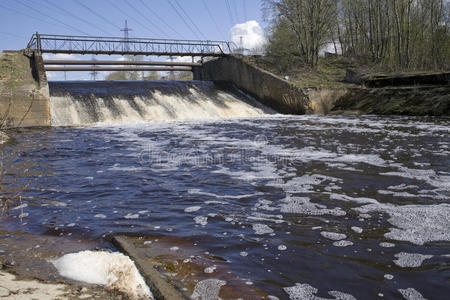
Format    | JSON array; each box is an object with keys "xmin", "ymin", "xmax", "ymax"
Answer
[{"xmin": 27, "ymin": 33, "xmax": 235, "ymax": 57}]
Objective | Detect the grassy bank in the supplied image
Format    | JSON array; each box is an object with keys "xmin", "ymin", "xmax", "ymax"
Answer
[{"xmin": 244, "ymin": 55, "xmax": 450, "ymax": 116}]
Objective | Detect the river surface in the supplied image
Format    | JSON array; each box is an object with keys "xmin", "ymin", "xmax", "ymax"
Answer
[{"xmin": 1, "ymin": 115, "xmax": 449, "ymax": 299}]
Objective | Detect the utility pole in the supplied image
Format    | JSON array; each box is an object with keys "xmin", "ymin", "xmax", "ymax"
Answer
[
  {"xmin": 90, "ymin": 55, "xmax": 98, "ymax": 80},
  {"xmin": 121, "ymin": 20, "xmax": 132, "ymax": 52},
  {"xmin": 169, "ymin": 56, "xmax": 175, "ymax": 80}
]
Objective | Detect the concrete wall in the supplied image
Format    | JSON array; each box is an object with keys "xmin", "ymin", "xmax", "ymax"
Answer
[
  {"xmin": 0, "ymin": 50, "xmax": 50, "ymax": 127},
  {"xmin": 306, "ymin": 88, "xmax": 348, "ymax": 115},
  {"xmin": 193, "ymin": 56, "xmax": 309, "ymax": 114}
]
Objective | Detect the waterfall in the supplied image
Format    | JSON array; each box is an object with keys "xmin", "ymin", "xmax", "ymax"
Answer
[{"xmin": 49, "ymin": 81, "xmax": 273, "ymax": 126}]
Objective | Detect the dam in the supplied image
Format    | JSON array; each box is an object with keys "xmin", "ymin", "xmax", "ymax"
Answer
[{"xmin": 48, "ymin": 81, "xmax": 274, "ymax": 126}]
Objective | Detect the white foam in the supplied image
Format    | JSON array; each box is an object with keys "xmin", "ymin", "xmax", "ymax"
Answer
[
  {"xmin": 321, "ymin": 232, "xmax": 347, "ymax": 241},
  {"xmin": 191, "ymin": 279, "xmax": 226, "ymax": 300},
  {"xmin": 393, "ymin": 252, "xmax": 433, "ymax": 268},
  {"xmin": 124, "ymin": 213, "xmax": 139, "ymax": 219},
  {"xmin": 355, "ymin": 203, "xmax": 450, "ymax": 245},
  {"xmin": 184, "ymin": 206, "xmax": 201, "ymax": 213},
  {"xmin": 194, "ymin": 216, "xmax": 208, "ymax": 226},
  {"xmin": 252, "ymin": 224, "xmax": 274, "ymax": 235},
  {"xmin": 333, "ymin": 240, "xmax": 353, "ymax": 247},
  {"xmin": 284, "ymin": 283, "xmax": 356, "ymax": 300},
  {"xmin": 398, "ymin": 288, "xmax": 427, "ymax": 300},
  {"xmin": 204, "ymin": 266, "xmax": 217, "ymax": 274},
  {"xmin": 94, "ymin": 214, "xmax": 106, "ymax": 219},
  {"xmin": 280, "ymin": 196, "xmax": 346, "ymax": 216},
  {"xmin": 379, "ymin": 242, "xmax": 395, "ymax": 248},
  {"xmin": 52, "ymin": 250, "xmax": 152, "ymax": 299},
  {"xmin": 351, "ymin": 227, "xmax": 363, "ymax": 233}
]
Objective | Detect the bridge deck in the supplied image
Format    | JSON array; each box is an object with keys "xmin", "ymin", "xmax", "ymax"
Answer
[
  {"xmin": 28, "ymin": 34, "xmax": 234, "ymax": 57},
  {"xmin": 43, "ymin": 60, "xmax": 201, "ymax": 67}
]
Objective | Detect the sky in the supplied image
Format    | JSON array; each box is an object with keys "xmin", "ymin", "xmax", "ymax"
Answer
[{"xmin": 0, "ymin": 0, "xmax": 267, "ymax": 80}]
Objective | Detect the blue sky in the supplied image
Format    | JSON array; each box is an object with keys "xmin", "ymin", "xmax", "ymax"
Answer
[{"xmin": 0, "ymin": 0, "xmax": 265, "ymax": 51}]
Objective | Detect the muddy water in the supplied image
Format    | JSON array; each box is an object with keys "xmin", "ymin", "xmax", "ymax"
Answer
[{"xmin": 1, "ymin": 115, "xmax": 449, "ymax": 299}]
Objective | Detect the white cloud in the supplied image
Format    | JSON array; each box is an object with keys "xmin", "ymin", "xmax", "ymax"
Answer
[
  {"xmin": 229, "ymin": 20, "xmax": 267, "ymax": 55},
  {"xmin": 42, "ymin": 53, "xmax": 79, "ymax": 60}
]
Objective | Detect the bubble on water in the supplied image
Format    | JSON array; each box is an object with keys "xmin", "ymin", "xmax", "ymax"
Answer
[
  {"xmin": 124, "ymin": 213, "xmax": 139, "ymax": 219},
  {"xmin": 184, "ymin": 206, "xmax": 201, "ymax": 213},
  {"xmin": 143, "ymin": 241, "xmax": 152, "ymax": 245},
  {"xmin": 278, "ymin": 245, "xmax": 287, "ymax": 251},
  {"xmin": 94, "ymin": 214, "xmax": 106, "ymax": 219},
  {"xmin": 321, "ymin": 231, "xmax": 347, "ymax": 241},
  {"xmin": 204, "ymin": 265, "xmax": 216, "ymax": 274},
  {"xmin": 398, "ymin": 288, "xmax": 426, "ymax": 300},
  {"xmin": 284, "ymin": 283, "xmax": 356, "ymax": 300},
  {"xmin": 354, "ymin": 202, "xmax": 450, "ymax": 245},
  {"xmin": 245, "ymin": 281, "xmax": 253, "ymax": 285},
  {"xmin": 138, "ymin": 210, "xmax": 149, "ymax": 214},
  {"xmin": 351, "ymin": 226, "xmax": 363, "ymax": 233},
  {"xmin": 170, "ymin": 246, "xmax": 179, "ymax": 251},
  {"xmin": 380, "ymin": 242, "xmax": 395, "ymax": 248},
  {"xmin": 67, "ymin": 223, "xmax": 76, "ymax": 227},
  {"xmin": 393, "ymin": 252, "xmax": 433, "ymax": 268},
  {"xmin": 191, "ymin": 279, "xmax": 226, "ymax": 300},
  {"xmin": 252, "ymin": 224, "xmax": 274, "ymax": 235},
  {"xmin": 312, "ymin": 226, "xmax": 322, "ymax": 230},
  {"xmin": 240, "ymin": 252, "xmax": 248, "ymax": 257},
  {"xmin": 280, "ymin": 196, "xmax": 346, "ymax": 216},
  {"xmin": 194, "ymin": 216, "xmax": 208, "ymax": 226},
  {"xmin": 333, "ymin": 240, "xmax": 353, "ymax": 247},
  {"xmin": 384, "ymin": 274, "xmax": 394, "ymax": 280}
]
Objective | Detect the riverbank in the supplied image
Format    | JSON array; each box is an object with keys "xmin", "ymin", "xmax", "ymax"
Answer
[
  {"xmin": 0, "ymin": 231, "xmax": 131, "ymax": 299},
  {"xmin": 245, "ymin": 55, "xmax": 450, "ymax": 116}
]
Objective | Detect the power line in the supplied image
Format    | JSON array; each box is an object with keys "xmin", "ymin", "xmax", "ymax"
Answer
[
  {"xmin": 231, "ymin": 0, "xmax": 240, "ymax": 23},
  {"xmin": 73, "ymin": 0, "xmax": 121, "ymax": 31},
  {"xmin": 225, "ymin": 0, "xmax": 235, "ymax": 26},
  {"xmin": 16, "ymin": 0, "xmax": 89, "ymax": 35},
  {"xmin": 43, "ymin": 0, "xmax": 115, "ymax": 36},
  {"xmin": 201, "ymin": 0, "xmax": 226, "ymax": 40},
  {"xmin": 0, "ymin": 32, "xmax": 28, "ymax": 39},
  {"xmin": 123, "ymin": 0, "xmax": 169, "ymax": 37},
  {"xmin": 139, "ymin": 0, "xmax": 182, "ymax": 38},
  {"xmin": 173, "ymin": 0, "xmax": 206, "ymax": 39},
  {"xmin": 167, "ymin": 0, "xmax": 201, "ymax": 39},
  {"xmin": 243, "ymin": 0, "xmax": 248, "ymax": 21},
  {"xmin": 0, "ymin": 3, "xmax": 62, "ymax": 29},
  {"xmin": 107, "ymin": 0, "xmax": 159, "ymax": 37}
]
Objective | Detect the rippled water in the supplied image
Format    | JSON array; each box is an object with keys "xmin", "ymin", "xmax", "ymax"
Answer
[{"xmin": 1, "ymin": 115, "xmax": 450, "ymax": 299}]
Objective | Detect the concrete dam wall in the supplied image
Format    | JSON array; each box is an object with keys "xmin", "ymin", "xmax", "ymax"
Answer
[
  {"xmin": 193, "ymin": 56, "xmax": 310, "ymax": 114},
  {"xmin": 0, "ymin": 51, "xmax": 50, "ymax": 127},
  {"xmin": 1, "ymin": 52, "xmax": 309, "ymax": 128},
  {"xmin": 49, "ymin": 81, "xmax": 274, "ymax": 126}
]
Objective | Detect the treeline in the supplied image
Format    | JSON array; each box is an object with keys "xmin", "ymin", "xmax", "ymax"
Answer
[{"xmin": 264, "ymin": 0, "xmax": 450, "ymax": 70}]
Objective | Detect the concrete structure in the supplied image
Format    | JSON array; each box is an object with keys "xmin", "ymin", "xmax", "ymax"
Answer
[
  {"xmin": 193, "ymin": 56, "xmax": 310, "ymax": 114},
  {"xmin": 0, "ymin": 50, "xmax": 50, "ymax": 127}
]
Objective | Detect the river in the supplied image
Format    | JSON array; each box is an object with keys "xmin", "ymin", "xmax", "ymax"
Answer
[{"xmin": 1, "ymin": 113, "xmax": 449, "ymax": 299}]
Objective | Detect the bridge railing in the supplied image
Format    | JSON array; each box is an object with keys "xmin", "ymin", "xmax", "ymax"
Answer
[{"xmin": 27, "ymin": 33, "xmax": 236, "ymax": 57}]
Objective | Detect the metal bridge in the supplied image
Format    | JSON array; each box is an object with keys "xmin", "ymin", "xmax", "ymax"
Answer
[{"xmin": 27, "ymin": 33, "xmax": 234, "ymax": 73}]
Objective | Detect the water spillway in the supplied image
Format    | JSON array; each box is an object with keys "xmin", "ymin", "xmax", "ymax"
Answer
[{"xmin": 48, "ymin": 80, "xmax": 273, "ymax": 126}]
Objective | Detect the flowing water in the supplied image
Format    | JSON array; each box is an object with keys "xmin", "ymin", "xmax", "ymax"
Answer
[{"xmin": 1, "ymin": 81, "xmax": 449, "ymax": 299}]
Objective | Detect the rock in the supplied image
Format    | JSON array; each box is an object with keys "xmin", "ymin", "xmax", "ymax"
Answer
[{"xmin": 344, "ymin": 69, "xmax": 366, "ymax": 84}]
